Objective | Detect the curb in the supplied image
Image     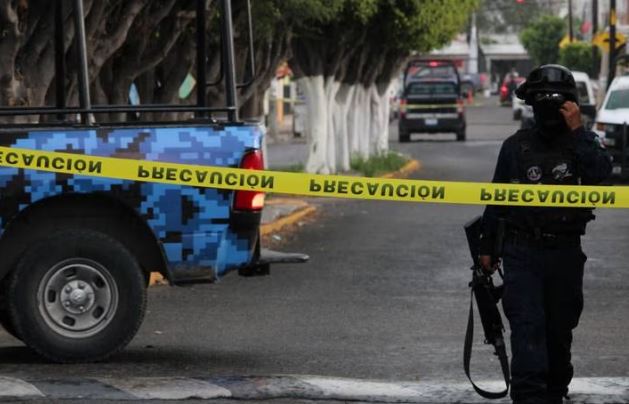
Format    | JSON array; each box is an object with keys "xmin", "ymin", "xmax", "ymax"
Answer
[
  {"xmin": 260, "ymin": 198, "xmax": 317, "ymax": 237},
  {"xmin": 380, "ymin": 159, "xmax": 422, "ymax": 179},
  {"xmin": 1, "ymin": 375, "xmax": 627, "ymax": 402},
  {"xmin": 149, "ymin": 159, "xmax": 421, "ymax": 286}
]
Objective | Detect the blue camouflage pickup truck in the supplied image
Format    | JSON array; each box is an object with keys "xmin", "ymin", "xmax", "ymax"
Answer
[{"xmin": 0, "ymin": 0, "xmax": 306, "ymax": 363}]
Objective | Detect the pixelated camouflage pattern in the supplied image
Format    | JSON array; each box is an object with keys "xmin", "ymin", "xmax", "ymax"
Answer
[{"xmin": 0, "ymin": 124, "xmax": 262, "ymax": 279}]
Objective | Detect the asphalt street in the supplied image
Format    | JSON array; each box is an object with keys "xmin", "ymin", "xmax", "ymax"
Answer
[{"xmin": 1, "ymin": 98, "xmax": 628, "ymax": 402}]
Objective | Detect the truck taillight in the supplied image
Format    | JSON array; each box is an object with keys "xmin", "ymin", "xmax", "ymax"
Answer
[{"xmin": 234, "ymin": 150, "xmax": 265, "ymax": 211}]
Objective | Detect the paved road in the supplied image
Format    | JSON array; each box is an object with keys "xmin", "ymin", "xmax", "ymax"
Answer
[{"xmin": 1, "ymin": 99, "xmax": 628, "ymax": 403}]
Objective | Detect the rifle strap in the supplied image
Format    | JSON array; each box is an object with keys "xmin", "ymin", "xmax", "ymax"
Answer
[{"xmin": 463, "ymin": 288, "xmax": 510, "ymax": 399}]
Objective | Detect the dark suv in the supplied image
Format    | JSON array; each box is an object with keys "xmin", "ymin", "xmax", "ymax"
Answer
[{"xmin": 398, "ymin": 79, "xmax": 467, "ymax": 142}]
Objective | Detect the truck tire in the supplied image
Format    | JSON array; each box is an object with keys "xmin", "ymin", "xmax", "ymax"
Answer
[
  {"xmin": 0, "ymin": 279, "xmax": 20, "ymax": 339},
  {"xmin": 0, "ymin": 305, "xmax": 19, "ymax": 340},
  {"xmin": 399, "ymin": 130, "xmax": 410, "ymax": 143},
  {"xmin": 6, "ymin": 229, "xmax": 146, "ymax": 363},
  {"xmin": 456, "ymin": 128, "xmax": 466, "ymax": 142}
]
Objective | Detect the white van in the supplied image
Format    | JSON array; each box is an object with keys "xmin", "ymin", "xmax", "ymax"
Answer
[{"xmin": 595, "ymin": 75, "xmax": 629, "ymax": 176}]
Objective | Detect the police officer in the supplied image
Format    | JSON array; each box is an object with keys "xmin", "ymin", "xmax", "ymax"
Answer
[{"xmin": 479, "ymin": 65, "xmax": 612, "ymax": 404}]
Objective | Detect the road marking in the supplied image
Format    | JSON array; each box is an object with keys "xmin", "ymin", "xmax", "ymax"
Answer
[
  {"xmin": 0, "ymin": 376, "xmax": 44, "ymax": 398},
  {"xmin": 297, "ymin": 375, "xmax": 420, "ymax": 400},
  {"xmin": 99, "ymin": 377, "xmax": 232, "ymax": 400},
  {"xmin": 1, "ymin": 375, "xmax": 627, "ymax": 402}
]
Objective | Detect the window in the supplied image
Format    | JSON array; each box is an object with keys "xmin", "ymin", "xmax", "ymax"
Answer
[
  {"xmin": 412, "ymin": 66, "xmax": 457, "ymax": 79},
  {"xmin": 406, "ymin": 82, "xmax": 457, "ymax": 96},
  {"xmin": 605, "ymin": 89, "xmax": 629, "ymax": 110}
]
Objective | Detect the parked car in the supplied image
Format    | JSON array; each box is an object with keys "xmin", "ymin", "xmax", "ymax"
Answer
[
  {"xmin": 572, "ymin": 71, "xmax": 597, "ymax": 130},
  {"xmin": 594, "ymin": 75, "xmax": 629, "ymax": 177},
  {"xmin": 512, "ymin": 88, "xmax": 527, "ymax": 120},
  {"xmin": 398, "ymin": 78, "xmax": 466, "ymax": 142}
]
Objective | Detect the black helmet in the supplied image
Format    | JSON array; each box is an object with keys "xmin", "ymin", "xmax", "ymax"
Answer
[{"xmin": 515, "ymin": 64, "xmax": 579, "ymax": 105}]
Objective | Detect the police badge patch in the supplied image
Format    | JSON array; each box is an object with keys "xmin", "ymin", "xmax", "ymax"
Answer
[
  {"xmin": 527, "ymin": 166, "xmax": 542, "ymax": 182},
  {"xmin": 552, "ymin": 162, "xmax": 573, "ymax": 180}
]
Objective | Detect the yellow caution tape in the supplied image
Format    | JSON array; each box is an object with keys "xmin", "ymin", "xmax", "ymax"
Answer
[{"xmin": 0, "ymin": 146, "xmax": 624, "ymax": 209}]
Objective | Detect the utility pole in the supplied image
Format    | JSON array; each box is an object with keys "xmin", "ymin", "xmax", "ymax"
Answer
[
  {"xmin": 568, "ymin": 0, "xmax": 574, "ymax": 42},
  {"xmin": 608, "ymin": 0, "xmax": 617, "ymax": 90},
  {"xmin": 469, "ymin": 12, "xmax": 478, "ymax": 75},
  {"xmin": 592, "ymin": 0, "xmax": 598, "ymax": 74}
]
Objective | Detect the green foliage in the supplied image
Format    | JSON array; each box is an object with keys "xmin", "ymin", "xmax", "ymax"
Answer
[
  {"xmin": 520, "ymin": 15, "xmax": 566, "ymax": 65},
  {"xmin": 377, "ymin": 0, "xmax": 478, "ymax": 54},
  {"xmin": 250, "ymin": 0, "xmax": 350, "ymax": 42},
  {"xmin": 559, "ymin": 42, "xmax": 601, "ymax": 77},
  {"xmin": 350, "ymin": 152, "xmax": 409, "ymax": 177},
  {"xmin": 477, "ymin": 0, "xmax": 546, "ymax": 33}
]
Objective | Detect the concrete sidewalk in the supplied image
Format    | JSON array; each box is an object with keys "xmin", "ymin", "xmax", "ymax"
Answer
[{"xmin": 1, "ymin": 374, "xmax": 626, "ymax": 402}]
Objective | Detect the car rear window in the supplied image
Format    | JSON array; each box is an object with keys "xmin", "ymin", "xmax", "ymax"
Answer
[
  {"xmin": 406, "ymin": 82, "xmax": 457, "ymax": 96},
  {"xmin": 605, "ymin": 89, "xmax": 629, "ymax": 110},
  {"xmin": 412, "ymin": 66, "xmax": 457, "ymax": 79}
]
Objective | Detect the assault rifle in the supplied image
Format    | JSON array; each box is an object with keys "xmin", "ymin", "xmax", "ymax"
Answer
[{"xmin": 463, "ymin": 216, "xmax": 510, "ymax": 399}]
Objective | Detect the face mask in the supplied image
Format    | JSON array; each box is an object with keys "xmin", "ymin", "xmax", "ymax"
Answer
[{"xmin": 532, "ymin": 99, "xmax": 567, "ymax": 133}]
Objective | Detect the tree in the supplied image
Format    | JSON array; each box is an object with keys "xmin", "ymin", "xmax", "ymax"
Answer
[
  {"xmin": 0, "ymin": 0, "xmax": 294, "ymax": 124},
  {"xmin": 289, "ymin": 0, "xmax": 477, "ymax": 174},
  {"xmin": 288, "ymin": 0, "xmax": 378, "ymax": 174},
  {"xmin": 0, "ymin": 0, "xmax": 476, "ymax": 173},
  {"xmin": 520, "ymin": 15, "xmax": 566, "ymax": 66},
  {"xmin": 476, "ymin": 0, "xmax": 560, "ymax": 34},
  {"xmin": 559, "ymin": 42, "xmax": 601, "ymax": 77}
]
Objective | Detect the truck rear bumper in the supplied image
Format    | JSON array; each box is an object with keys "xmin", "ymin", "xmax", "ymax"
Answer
[
  {"xmin": 239, "ymin": 248, "xmax": 310, "ymax": 277},
  {"xmin": 400, "ymin": 117, "xmax": 465, "ymax": 133}
]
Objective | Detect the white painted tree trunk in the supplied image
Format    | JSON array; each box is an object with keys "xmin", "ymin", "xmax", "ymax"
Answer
[
  {"xmin": 346, "ymin": 84, "xmax": 361, "ymax": 158},
  {"xmin": 347, "ymin": 85, "xmax": 371, "ymax": 159},
  {"xmin": 333, "ymin": 83, "xmax": 354, "ymax": 172},
  {"xmin": 324, "ymin": 77, "xmax": 340, "ymax": 174},
  {"xmin": 299, "ymin": 75, "xmax": 330, "ymax": 174},
  {"xmin": 369, "ymin": 82, "xmax": 392, "ymax": 155}
]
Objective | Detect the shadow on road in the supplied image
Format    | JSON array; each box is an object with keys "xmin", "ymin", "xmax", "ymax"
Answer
[{"xmin": 0, "ymin": 344, "xmax": 268, "ymax": 377}]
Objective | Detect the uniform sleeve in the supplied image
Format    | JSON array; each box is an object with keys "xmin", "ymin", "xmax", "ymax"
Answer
[
  {"xmin": 572, "ymin": 126, "xmax": 612, "ymax": 185},
  {"xmin": 480, "ymin": 139, "xmax": 513, "ymax": 255}
]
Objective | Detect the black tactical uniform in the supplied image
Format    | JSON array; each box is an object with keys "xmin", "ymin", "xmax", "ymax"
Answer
[{"xmin": 480, "ymin": 65, "xmax": 612, "ymax": 404}]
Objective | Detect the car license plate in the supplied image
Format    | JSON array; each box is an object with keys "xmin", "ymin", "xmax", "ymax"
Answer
[
  {"xmin": 425, "ymin": 118, "xmax": 438, "ymax": 126},
  {"xmin": 612, "ymin": 165, "xmax": 622, "ymax": 175}
]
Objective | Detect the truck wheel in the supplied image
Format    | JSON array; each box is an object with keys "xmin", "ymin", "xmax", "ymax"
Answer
[
  {"xmin": 0, "ymin": 305, "xmax": 19, "ymax": 340},
  {"xmin": 7, "ymin": 229, "xmax": 146, "ymax": 363},
  {"xmin": 456, "ymin": 128, "xmax": 466, "ymax": 142},
  {"xmin": 399, "ymin": 130, "xmax": 410, "ymax": 143},
  {"xmin": 0, "ymin": 279, "xmax": 20, "ymax": 339}
]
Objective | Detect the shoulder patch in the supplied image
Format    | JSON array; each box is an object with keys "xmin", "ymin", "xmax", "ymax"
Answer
[{"xmin": 526, "ymin": 165, "xmax": 542, "ymax": 182}]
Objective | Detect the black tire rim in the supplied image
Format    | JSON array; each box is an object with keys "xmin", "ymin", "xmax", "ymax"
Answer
[{"xmin": 37, "ymin": 258, "xmax": 119, "ymax": 339}]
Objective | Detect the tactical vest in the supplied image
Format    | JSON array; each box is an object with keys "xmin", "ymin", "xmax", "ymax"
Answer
[{"xmin": 509, "ymin": 129, "xmax": 594, "ymax": 234}]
